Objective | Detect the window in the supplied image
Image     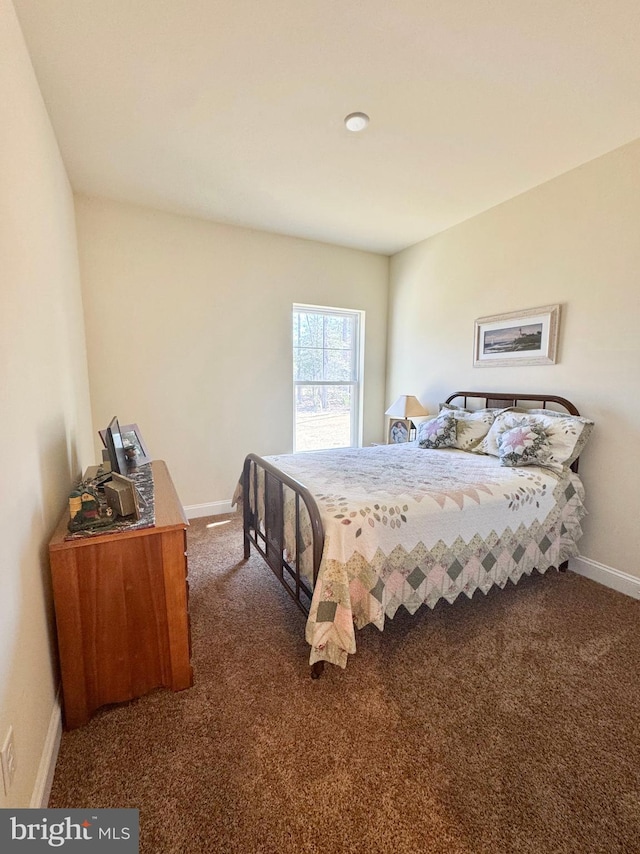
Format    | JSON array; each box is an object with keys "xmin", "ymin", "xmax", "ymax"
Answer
[{"xmin": 293, "ymin": 305, "xmax": 364, "ymax": 452}]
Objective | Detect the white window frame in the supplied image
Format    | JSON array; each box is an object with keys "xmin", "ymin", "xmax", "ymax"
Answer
[{"xmin": 292, "ymin": 303, "xmax": 365, "ymax": 452}]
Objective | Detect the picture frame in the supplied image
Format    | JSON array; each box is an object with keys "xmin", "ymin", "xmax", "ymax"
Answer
[
  {"xmin": 473, "ymin": 304, "xmax": 560, "ymax": 367},
  {"xmin": 388, "ymin": 418, "xmax": 412, "ymax": 444},
  {"xmin": 104, "ymin": 472, "xmax": 141, "ymax": 519},
  {"xmin": 99, "ymin": 423, "xmax": 152, "ymax": 466}
]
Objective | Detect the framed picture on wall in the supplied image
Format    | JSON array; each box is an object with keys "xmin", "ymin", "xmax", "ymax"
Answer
[
  {"xmin": 388, "ymin": 418, "xmax": 412, "ymax": 444},
  {"xmin": 473, "ymin": 304, "xmax": 560, "ymax": 367}
]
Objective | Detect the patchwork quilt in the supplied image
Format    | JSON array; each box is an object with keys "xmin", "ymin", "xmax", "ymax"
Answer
[{"xmin": 241, "ymin": 443, "xmax": 587, "ymax": 669}]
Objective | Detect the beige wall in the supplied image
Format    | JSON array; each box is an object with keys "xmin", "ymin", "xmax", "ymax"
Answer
[
  {"xmin": 387, "ymin": 138, "xmax": 640, "ymax": 576},
  {"xmin": 0, "ymin": 1, "xmax": 93, "ymax": 807},
  {"xmin": 74, "ymin": 196, "xmax": 389, "ymax": 509}
]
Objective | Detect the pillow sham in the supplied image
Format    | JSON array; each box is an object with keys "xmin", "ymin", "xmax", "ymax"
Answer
[
  {"xmin": 527, "ymin": 409, "xmax": 594, "ymax": 468},
  {"xmin": 417, "ymin": 412, "xmax": 457, "ymax": 449},
  {"xmin": 497, "ymin": 424, "xmax": 552, "ymax": 468},
  {"xmin": 439, "ymin": 404, "xmax": 496, "ymax": 450},
  {"xmin": 474, "ymin": 406, "xmax": 594, "ymax": 471}
]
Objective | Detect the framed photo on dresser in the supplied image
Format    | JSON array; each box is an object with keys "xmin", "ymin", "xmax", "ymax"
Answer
[{"xmin": 388, "ymin": 418, "xmax": 412, "ymax": 444}]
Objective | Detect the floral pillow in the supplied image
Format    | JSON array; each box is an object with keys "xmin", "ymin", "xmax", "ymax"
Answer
[
  {"xmin": 474, "ymin": 406, "xmax": 594, "ymax": 471},
  {"xmin": 417, "ymin": 412, "xmax": 457, "ymax": 449},
  {"xmin": 497, "ymin": 424, "xmax": 552, "ymax": 468},
  {"xmin": 439, "ymin": 404, "xmax": 495, "ymax": 450},
  {"xmin": 474, "ymin": 410, "xmax": 536, "ymax": 457}
]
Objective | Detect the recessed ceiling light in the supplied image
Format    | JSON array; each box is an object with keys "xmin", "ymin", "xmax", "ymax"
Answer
[{"xmin": 344, "ymin": 112, "xmax": 370, "ymax": 132}]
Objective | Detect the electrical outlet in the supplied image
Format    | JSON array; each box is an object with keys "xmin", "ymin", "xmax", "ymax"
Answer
[{"xmin": 1, "ymin": 726, "xmax": 16, "ymax": 794}]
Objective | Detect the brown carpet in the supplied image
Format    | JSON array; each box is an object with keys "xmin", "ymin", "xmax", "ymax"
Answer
[{"xmin": 49, "ymin": 514, "xmax": 640, "ymax": 853}]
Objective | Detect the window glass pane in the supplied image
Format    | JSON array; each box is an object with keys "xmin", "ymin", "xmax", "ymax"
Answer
[
  {"xmin": 322, "ymin": 347, "xmax": 353, "ymax": 381},
  {"xmin": 294, "ymin": 384, "xmax": 352, "ymax": 451},
  {"xmin": 324, "ymin": 314, "xmax": 354, "ymax": 348},
  {"xmin": 294, "ymin": 345, "xmax": 353, "ymax": 381},
  {"xmin": 295, "ymin": 312, "xmax": 323, "ymax": 348},
  {"xmin": 293, "ymin": 347, "xmax": 323, "ymax": 381}
]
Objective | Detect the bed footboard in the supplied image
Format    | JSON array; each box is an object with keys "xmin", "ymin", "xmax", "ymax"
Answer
[{"xmin": 242, "ymin": 453, "xmax": 325, "ymax": 622}]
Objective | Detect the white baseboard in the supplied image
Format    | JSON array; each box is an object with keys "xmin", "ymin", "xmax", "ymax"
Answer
[
  {"xmin": 569, "ymin": 556, "xmax": 640, "ymax": 600},
  {"xmin": 184, "ymin": 500, "xmax": 236, "ymax": 519},
  {"xmin": 30, "ymin": 690, "xmax": 62, "ymax": 808}
]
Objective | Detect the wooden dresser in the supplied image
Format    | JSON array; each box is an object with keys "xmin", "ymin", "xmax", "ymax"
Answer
[{"xmin": 48, "ymin": 460, "xmax": 193, "ymax": 729}]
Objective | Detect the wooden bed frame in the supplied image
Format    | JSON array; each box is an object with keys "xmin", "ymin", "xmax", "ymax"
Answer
[{"xmin": 242, "ymin": 391, "xmax": 581, "ymax": 677}]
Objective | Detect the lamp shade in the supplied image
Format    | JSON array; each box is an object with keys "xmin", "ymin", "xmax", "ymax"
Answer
[{"xmin": 385, "ymin": 395, "xmax": 429, "ymax": 419}]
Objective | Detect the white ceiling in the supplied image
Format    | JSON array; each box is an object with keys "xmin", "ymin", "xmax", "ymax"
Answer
[{"xmin": 13, "ymin": 0, "xmax": 640, "ymax": 255}]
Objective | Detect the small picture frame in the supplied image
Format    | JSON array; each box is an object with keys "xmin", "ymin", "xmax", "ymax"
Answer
[
  {"xmin": 104, "ymin": 472, "xmax": 141, "ymax": 519},
  {"xmin": 388, "ymin": 418, "xmax": 412, "ymax": 444},
  {"xmin": 99, "ymin": 423, "xmax": 152, "ymax": 466}
]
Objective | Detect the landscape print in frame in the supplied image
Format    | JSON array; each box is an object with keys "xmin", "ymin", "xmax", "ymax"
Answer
[{"xmin": 473, "ymin": 304, "xmax": 560, "ymax": 367}]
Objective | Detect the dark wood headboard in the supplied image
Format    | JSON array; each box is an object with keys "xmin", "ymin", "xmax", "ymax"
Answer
[{"xmin": 445, "ymin": 391, "xmax": 580, "ymax": 416}]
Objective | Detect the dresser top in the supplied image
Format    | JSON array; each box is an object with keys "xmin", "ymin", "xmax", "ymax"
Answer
[{"xmin": 49, "ymin": 460, "xmax": 187, "ymax": 550}]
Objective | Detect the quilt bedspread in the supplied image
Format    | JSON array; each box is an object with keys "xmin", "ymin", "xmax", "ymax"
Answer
[{"xmin": 245, "ymin": 443, "xmax": 587, "ymax": 668}]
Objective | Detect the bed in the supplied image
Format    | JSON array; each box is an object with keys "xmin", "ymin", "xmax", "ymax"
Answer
[{"xmin": 238, "ymin": 391, "xmax": 593, "ymax": 677}]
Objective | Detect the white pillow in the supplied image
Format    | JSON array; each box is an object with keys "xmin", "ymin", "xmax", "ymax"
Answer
[{"xmin": 527, "ymin": 408, "xmax": 594, "ymax": 468}]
